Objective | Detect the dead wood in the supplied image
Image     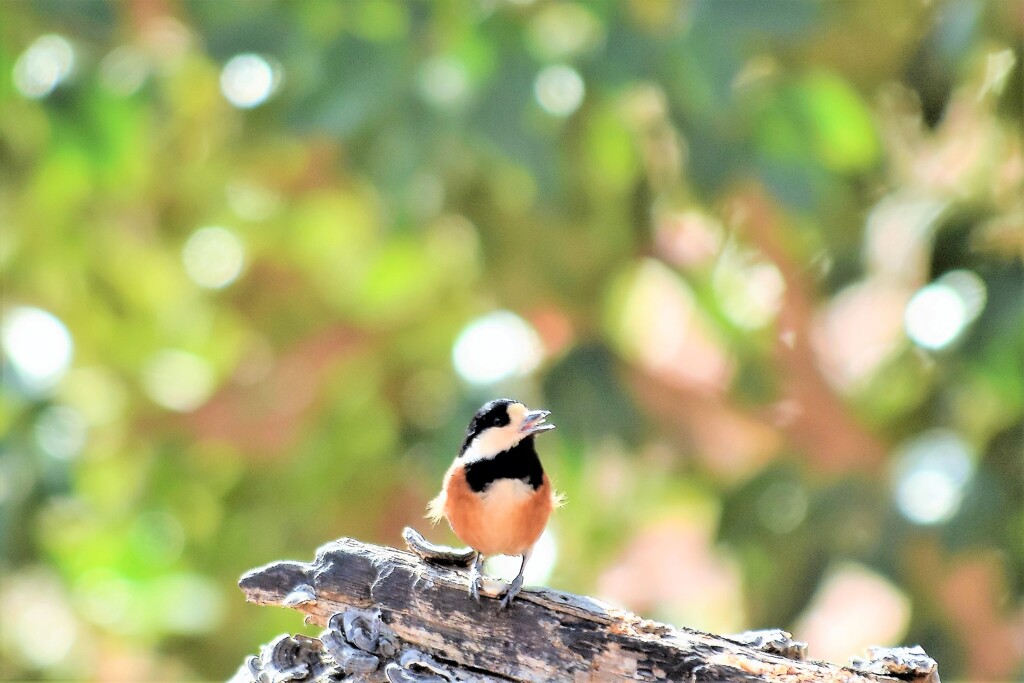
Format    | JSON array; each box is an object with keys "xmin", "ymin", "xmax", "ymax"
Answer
[{"xmin": 233, "ymin": 533, "xmax": 936, "ymax": 683}]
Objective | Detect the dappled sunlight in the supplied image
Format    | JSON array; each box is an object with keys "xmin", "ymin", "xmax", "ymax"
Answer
[
  {"xmin": 654, "ymin": 210, "xmax": 723, "ymax": 269},
  {"xmin": 904, "ymin": 270, "xmax": 986, "ymax": 351},
  {"xmin": 98, "ymin": 45, "xmax": 149, "ymax": 96},
  {"xmin": 794, "ymin": 564, "xmax": 911, "ymax": 666},
  {"xmin": 892, "ymin": 430, "xmax": 975, "ymax": 526},
  {"xmin": 813, "ymin": 281, "xmax": 909, "ymax": 392},
  {"xmin": 61, "ymin": 367, "xmax": 128, "ymax": 426},
  {"xmin": 1, "ymin": 569, "xmax": 82, "ymax": 671},
  {"xmin": 13, "ymin": 34, "xmax": 75, "ymax": 99},
  {"xmin": 863, "ymin": 194, "xmax": 947, "ymax": 285},
  {"xmin": 712, "ymin": 248, "xmax": 786, "ymax": 330},
  {"xmin": 2, "ymin": 1, "xmax": 1021, "ymax": 679},
  {"xmin": 2, "ymin": 306, "xmax": 74, "ymax": 395},
  {"xmin": 452, "ymin": 310, "xmax": 544, "ymax": 386},
  {"xmin": 597, "ymin": 518, "xmax": 746, "ymax": 635},
  {"xmin": 226, "ymin": 180, "xmax": 283, "ymax": 222},
  {"xmin": 417, "ymin": 57, "xmax": 470, "ymax": 109},
  {"xmin": 34, "ymin": 405, "xmax": 88, "ymax": 461},
  {"xmin": 526, "ymin": 2, "xmax": 603, "ymax": 61},
  {"xmin": 182, "ymin": 226, "xmax": 247, "ymax": 290},
  {"xmin": 220, "ymin": 54, "xmax": 282, "ymax": 110},
  {"xmin": 613, "ymin": 259, "xmax": 733, "ymax": 392},
  {"xmin": 534, "ymin": 65, "xmax": 585, "ymax": 117},
  {"xmin": 142, "ymin": 349, "xmax": 215, "ymax": 413}
]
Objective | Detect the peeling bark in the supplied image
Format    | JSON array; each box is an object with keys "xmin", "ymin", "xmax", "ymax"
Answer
[{"xmin": 234, "ymin": 534, "xmax": 931, "ymax": 683}]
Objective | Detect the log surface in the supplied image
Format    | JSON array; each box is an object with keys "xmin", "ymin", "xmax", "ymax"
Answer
[{"xmin": 238, "ymin": 535, "xmax": 906, "ymax": 683}]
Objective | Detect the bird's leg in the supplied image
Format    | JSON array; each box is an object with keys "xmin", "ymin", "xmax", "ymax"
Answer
[
  {"xmin": 499, "ymin": 549, "xmax": 531, "ymax": 610},
  {"xmin": 468, "ymin": 552, "xmax": 485, "ymax": 603}
]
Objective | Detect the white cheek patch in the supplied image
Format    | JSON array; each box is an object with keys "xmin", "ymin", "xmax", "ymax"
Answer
[
  {"xmin": 506, "ymin": 403, "xmax": 527, "ymax": 426},
  {"xmin": 461, "ymin": 425, "xmax": 523, "ymax": 464},
  {"xmin": 459, "ymin": 402, "xmax": 532, "ymax": 465}
]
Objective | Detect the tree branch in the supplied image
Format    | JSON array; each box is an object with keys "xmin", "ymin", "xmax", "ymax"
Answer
[{"xmin": 232, "ymin": 532, "xmax": 938, "ymax": 683}]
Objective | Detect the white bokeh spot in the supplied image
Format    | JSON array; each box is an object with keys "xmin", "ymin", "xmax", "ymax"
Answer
[
  {"xmin": 220, "ymin": 54, "xmax": 281, "ymax": 109},
  {"xmin": 904, "ymin": 270, "xmax": 985, "ymax": 351},
  {"xmin": 13, "ymin": 34, "xmax": 75, "ymax": 99},
  {"xmin": 142, "ymin": 349, "xmax": 215, "ymax": 413},
  {"xmin": 182, "ymin": 226, "xmax": 246, "ymax": 289},
  {"xmin": 893, "ymin": 430, "xmax": 974, "ymax": 525},
  {"xmin": 418, "ymin": 57, "xmax": 469, "ymax": 108},
  {"xmin": 2, "ymin": 306, "xmax": 74, "ymax": 394},
  {"xmin": 534, "ymin": 64, "xmax": 585, "ymax": 117},
  {"xmin": 452, "ymin": 311, "xmax": 543, "ymax": 385},
  {"xmin": 34, "ymin": 405, "xmax": 88, "ymax": 460}
]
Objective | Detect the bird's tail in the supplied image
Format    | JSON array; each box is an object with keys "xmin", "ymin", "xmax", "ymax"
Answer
[{"xmin": 426, "ymin": 491, "xmax": 446, "ymax": 525}]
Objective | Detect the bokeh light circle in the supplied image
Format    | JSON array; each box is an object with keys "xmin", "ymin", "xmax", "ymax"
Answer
[
  {"xmin": 534, "ymin": 64, "xmax": 585, "ymax": 117},
  {"xmin": 1, "ymin": 306, "xmax": 74, "ymax": 394},
  {"xmin": 220, "ymin": 53, "xmax": 280, "ymax": 109},
  {"xmin": 452, "ymin": 311, "xmax": 543, "ymax": 385},
  {"xmin": 182, "ymin": 226, "xmax": 246, "ymax": 289},
  {"xmin": 13, "ymin": 34, "xmax": 74, "ymax": 99}
]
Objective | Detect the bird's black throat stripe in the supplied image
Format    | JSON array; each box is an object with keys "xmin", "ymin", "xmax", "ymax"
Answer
[{"xmin": 463, "ymin": 436, "xmax": 544, "ymax": 493}]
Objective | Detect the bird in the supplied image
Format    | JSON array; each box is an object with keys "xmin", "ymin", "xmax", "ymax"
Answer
[{"xmin": 427, "ymin": 398, "xmax": 560, "ymax": 609}]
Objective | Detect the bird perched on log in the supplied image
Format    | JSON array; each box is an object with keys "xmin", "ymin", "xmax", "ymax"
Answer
[{"xmin": 427, "ymin": 398, "xmax": 560, "ymax": 609}]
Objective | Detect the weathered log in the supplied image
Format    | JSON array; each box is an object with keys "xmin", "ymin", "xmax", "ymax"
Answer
[{"xmin": 234, "ymin": 532, "xmax": 937, "ymax": 683}]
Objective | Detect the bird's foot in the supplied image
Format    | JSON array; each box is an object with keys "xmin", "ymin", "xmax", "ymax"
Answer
[
  {"xmin": 498, "ymin": 574, "xmax": 524, "ymax": 610},
  {"xmin": 467, "ymin": 555, "xmax": 484, "ymax": 603},
  {"xmin": 468, "ymin": 574, "xmax": 483, "ymax": 603}
]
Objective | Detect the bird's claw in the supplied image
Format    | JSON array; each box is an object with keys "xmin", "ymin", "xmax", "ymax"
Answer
[
  {"xmin": 467, "ymin": 554, "xmax": 483, "ymax": 603},
  {"xmin": 468, "ymin": 574, "xmax": 483, "ymax": 603},
  {"xmin": 498, "ymin": 574, "xmax": 524, "ymax": 610}
]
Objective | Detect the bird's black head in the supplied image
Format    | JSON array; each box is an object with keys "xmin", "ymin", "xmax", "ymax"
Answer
[
  {"xmin": 460, "ymin": 398, "xmax": 515, "ymax": 456},
  {"xmin": 459, "ymin": 398, "xmax": 554, "ymax": 458}
]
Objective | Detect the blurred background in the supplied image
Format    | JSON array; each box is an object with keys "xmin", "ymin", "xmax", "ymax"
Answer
[{"xmin": 2, "ymin": 0, "xmax": 1023, "ymax": 680}]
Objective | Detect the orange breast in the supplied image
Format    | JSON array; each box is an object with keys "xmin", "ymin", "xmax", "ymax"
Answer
[{"xmin": 443, "ymin": 465, "xmax": 553, "ymax": 557}]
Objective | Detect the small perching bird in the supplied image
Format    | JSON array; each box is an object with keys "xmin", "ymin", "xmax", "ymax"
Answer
[{"xmin": 427, "ymin": 398, "xmax": 560, "ymax": 609}]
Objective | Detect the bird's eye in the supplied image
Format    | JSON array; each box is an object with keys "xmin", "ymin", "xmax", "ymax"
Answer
[{"xmin": 492, "ymin": 416, "xmax": 503, "ymax": 426}]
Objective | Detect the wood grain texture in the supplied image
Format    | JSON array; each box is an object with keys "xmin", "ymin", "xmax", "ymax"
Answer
[{"xmin": 238, "ymin": 536, "xmax": 905, "ymax": 683}]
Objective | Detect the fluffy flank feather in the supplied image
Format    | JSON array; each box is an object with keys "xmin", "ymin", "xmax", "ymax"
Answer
[
  {"xmin": 552, "ymin": 489, "xmax": 567, "ymax": 508},
  {"xmin": 426, "ymin": 491, "xmax": 447, "ymax": 525}
]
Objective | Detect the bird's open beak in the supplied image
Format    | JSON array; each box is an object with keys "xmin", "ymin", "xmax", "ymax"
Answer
[{"xmin": 520, "ymin": 409, "xmax": 555, "ymax": 435}]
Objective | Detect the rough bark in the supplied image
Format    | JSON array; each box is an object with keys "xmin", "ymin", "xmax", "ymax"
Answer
[{"xmin": 234, "ymin": 533, "xmax": 936, "ymax": 683}]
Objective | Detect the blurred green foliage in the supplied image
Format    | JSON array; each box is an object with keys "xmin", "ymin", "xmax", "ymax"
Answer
[{"xmin": 1, "ymin": 0, "xmax": 1023, "ymax": 680}]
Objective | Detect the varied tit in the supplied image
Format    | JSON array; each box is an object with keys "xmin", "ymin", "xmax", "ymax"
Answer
[{"xmin": 427, "ymin": 398, "xmax": 559, "ymax": 609}]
